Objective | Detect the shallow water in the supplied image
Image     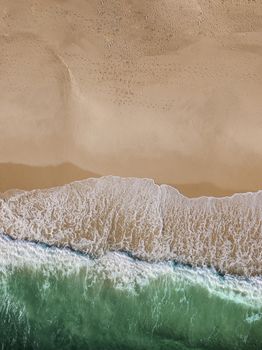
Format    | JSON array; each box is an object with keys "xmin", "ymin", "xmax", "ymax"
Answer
[
  {"xmin": 0, "ymin": 235, "xmax": 261, "ymax": 350},
  {"xmin": 1, "ymin": 176, "xmax": 262, "ymax": 276}
]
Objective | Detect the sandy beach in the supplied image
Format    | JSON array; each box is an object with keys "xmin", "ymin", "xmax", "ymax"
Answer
[
  {"xmin": 1, "ymin": 3, "xmax": 262, "ymax": 348},
  {"xmin": 0, "ymin": 0, "xmax": 262, "ymax": 195}
]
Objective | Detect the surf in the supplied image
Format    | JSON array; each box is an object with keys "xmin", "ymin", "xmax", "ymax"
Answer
[
  {"xmin": 1, "ymin": 176, "xmax": 262, "ymax": 276},
  {"xmin": 0, "ymin": 234, "xmax": 261, "ymax": 350}
]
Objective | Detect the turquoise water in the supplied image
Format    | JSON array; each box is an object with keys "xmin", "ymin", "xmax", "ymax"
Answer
[{"xmin": 0, "ymin": 236, "xmax": 261, "ymax": 350}]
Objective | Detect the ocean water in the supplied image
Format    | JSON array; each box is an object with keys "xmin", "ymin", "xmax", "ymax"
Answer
[
  {"xmin": 0, "ymin": 235, "xmax": 262, "ymax": 350},
  {"xmin": 0, "ymin": 176, "xmax": 262, "ymax": 349}
]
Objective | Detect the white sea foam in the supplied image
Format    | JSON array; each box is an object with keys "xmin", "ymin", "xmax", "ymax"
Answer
[
  {"xmin": 0, "ymin": 176, "xmax": 262, "ymax": 276},
  {"xmin": 0, "ymin": 234, "xmax": 262, "ymax": 309}
]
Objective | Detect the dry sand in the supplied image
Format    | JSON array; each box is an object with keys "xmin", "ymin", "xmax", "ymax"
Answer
[{"xmin": 0, "ymin": 0, "xmax": 262, "ymax": 196}]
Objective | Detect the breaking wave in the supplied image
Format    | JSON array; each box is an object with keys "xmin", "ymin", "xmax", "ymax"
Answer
[
  {"xmin": 0, "ymin": 234, "xmax": 262, "ymax": 350},
  {"xmin": 0, "ymin": 176, "xmax": 262, "ymax": 276}
]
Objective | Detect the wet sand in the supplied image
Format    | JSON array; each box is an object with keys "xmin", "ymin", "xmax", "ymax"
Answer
[
  {"xmin": 0, "ymin": 1, "xmax": 262, "ymax": 195},
  {"xmin": 0, "ymin": 162, "xmax": 250, "ymax": 198},
  {"xmin": 0, "ymin": 163, "xmax": 98, "ymax": 194}
]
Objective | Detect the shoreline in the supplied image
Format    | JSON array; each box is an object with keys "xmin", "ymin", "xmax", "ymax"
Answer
[
  {"xmin": 0, "ymin": 162, "xmax": 255, "ymax": 199},
  {"xmin": 1, "ymin": 175, "xmax": 261, "ymax": 276}
]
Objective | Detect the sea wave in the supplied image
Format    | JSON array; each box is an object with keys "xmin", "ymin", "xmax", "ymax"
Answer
[
  {"xmin": 0, "ymin": 176, "xmax": 262, "ymax": 276},
  {"xmin": 0, "ymin": 234, "xmax": 262, "ymax": 349}
]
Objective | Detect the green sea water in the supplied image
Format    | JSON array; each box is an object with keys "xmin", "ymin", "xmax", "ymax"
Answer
[{"xmin": 0, "ymin": 236, "xmax": 262, "ymax": 350}]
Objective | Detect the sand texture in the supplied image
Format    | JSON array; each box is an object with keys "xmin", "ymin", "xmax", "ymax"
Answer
[{"xmin": 0, "ymin": 0, "xmax": 262, "ymax": 194}]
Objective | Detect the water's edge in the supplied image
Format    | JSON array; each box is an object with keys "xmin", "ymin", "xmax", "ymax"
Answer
[{"xmin": 1, "ymin": 175, "xmax": 262, "ymax": 276}]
